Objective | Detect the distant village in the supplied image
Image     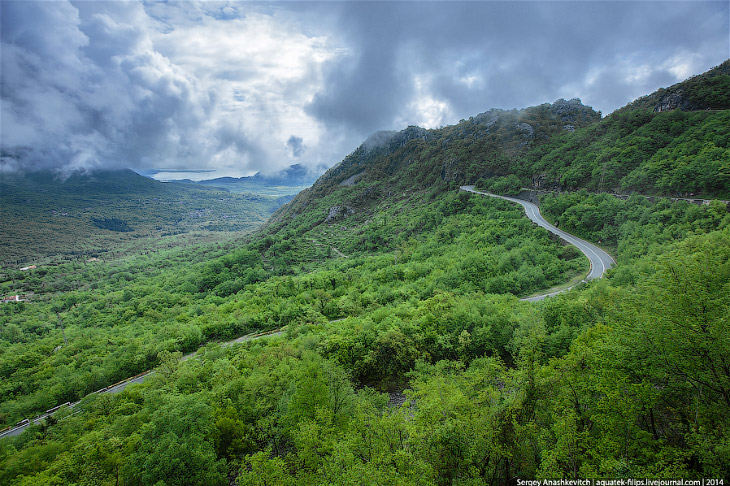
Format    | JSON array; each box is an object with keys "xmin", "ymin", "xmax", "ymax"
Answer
[
  {"xmin": 2, "ymin": 295, "xmax": 29, "ymax": 303},
  {"xmin": 2, "ymin": 259, "xmax": 100, "ymax": 304},
  {"xmin": 2, "ymin": 265, "xmax": 35, "ymax": 303}
]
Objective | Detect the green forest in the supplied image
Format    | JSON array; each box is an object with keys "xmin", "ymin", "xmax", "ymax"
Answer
[
  {"xmin": 1, "ymin": 62, "xmax": 729, "ymax": 485},
  {"xmin": 522, "ymin": 109, "xmax": 730, "ymax": 197}
]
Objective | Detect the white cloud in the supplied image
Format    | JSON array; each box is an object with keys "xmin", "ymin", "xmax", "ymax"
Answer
[
  {"xmin": 402, "ymin": 75, "xmax": 453, "ymax": 129},
  {"xmin": 458, "ymin": 74, "xmax": 482, "ymax": 89},
  {"xmin": 2, "ymin": 1, "xmax": 728, "ymax": 177},
  {"xmin": 1, "ymin": 1, "xmax": 344, "ymax": 176},
  {"xmin": 662, "ymin": 53, "xmax": 706, "ymax": 81},
  {"xmin": 149, "ymin": 9, "xmax": 342, "ymax": 173}
]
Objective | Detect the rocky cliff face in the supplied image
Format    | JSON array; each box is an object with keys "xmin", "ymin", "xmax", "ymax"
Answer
[
  {"xmin": 549, "ymin": 98, "xmax": 599, "ymax": 121},
  {"xmin": 653, "ymin": 89, "xmax": 693, "ymax": 112}
]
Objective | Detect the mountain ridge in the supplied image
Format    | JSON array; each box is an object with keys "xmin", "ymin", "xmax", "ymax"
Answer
[
  {"xmin": 268, "ymin": 61, "xmax": 729, "ymax": 235},
  {"xmin": 616, "ymin": 59, "xmax": 730, "ymax": 113},
  {"xmin": 197, "ymin": 163, "xmax": 323, "ymax": 187},
  {"xmin": 2, "ymin": 60, "xmax": 730, "ymax": 484}
]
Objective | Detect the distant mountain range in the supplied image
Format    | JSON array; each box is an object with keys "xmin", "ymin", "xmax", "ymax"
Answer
[
  {"xmin": 198, "ymin": 164, "xmax": 323, "ymax": 187},
  {"xmin": 137, "ymin": 164, "xmax": 324, "ymax": 193},
  {"xmin": 0, "ymin": 169, "xmax": 291, "ymax": 265}
]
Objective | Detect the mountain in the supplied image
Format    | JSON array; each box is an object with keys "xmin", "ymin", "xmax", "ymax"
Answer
[
  {"xmin": 1, "ymin": 62, "xmax": 729, "ymax": 484},
  {"xmin": 520, "ymin": 62, "xmax": 730, "ymax": 197},
  {"xmin": 278, "ymin": 63, "xmax": 730, "ymax": 230},
  {"xmin": 0, "ymin": 169, "xmax": 288, "ymax": 265},
  {"xmin": 196, "ymin": 163, "xmax": 323, "ymax": 195},
  {"xmin": 266, "ymin": 98, "xmax": 601, "ymax": 236},
  {"xmin": 316, "ymin": 98, "xmax": 600, "ymax": 189},
  {"xmin": 616, "ymin": 59, "xmax": 730, "ymax": 113}
]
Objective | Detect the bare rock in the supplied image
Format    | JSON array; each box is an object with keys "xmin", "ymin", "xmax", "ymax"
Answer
[
  {"xmin": 654, "ymin": 89, "xmax": 691, "ymax": 112},
  {"xmin": 340, "ymin": 171, "xmax": 365, "ymax": 186},
  {"xmin": 440, "ymin": 158, "xmax": 463, "ymax": 182},
  {"xmin": 515, "ymin": 122, "xmax": 535, "ymax": 138},
  {"xmin": 325, "ymin": 205, "xmax": 354, "ymax": 223}
]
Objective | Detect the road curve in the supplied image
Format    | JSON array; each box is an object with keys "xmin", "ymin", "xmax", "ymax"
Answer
[
  {"xmin": 2, "ymin": 189, "xmax": 617, "ymax": 439},
  {"xmin": 461, "ymin": 186, "xmax": 615, "ymax": 301}
]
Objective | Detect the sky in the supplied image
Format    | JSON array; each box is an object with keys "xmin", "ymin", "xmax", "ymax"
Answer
[{"xmin": 1, "ymin": 1, "xmax": 728, "ymax": 180}]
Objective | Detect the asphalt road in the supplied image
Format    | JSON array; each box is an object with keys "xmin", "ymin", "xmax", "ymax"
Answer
[
  {"xmin": 2, "ymin": 187, "xmax": 617, "ymax": 439},
  {"xmin": 0, "ymin": 329, "xmax": 284, "ymax": 440},
  {"xmin": 461, "ymin": 186, "xmax": 615, "ymax": 301}
]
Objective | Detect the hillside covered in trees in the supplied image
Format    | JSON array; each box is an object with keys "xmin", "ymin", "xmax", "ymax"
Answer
[{"xmin": 0, "ymin": 61, "xmax": 729, "ymax": 484}]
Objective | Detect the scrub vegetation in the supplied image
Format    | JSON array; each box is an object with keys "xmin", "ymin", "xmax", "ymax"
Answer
[{"xmin": 1, "ymin": 61, "xmax": 729, "ymax": 484}]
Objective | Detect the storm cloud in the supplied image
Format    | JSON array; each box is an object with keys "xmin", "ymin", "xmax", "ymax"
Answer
[
  {"xmin": 1, "ymin": 1, "xmax": 728, "ymax": 178},
  {"xmin": 309, "ymin": 1, "xmax": 728, "ymax": 130},
  {"xmin": 287, "ymin": 136, "xmax": 306, "ymax": 158}
]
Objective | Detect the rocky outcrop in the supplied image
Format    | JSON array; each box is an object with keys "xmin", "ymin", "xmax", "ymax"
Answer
[
  {"xmin": 440, "ymin": 159, "xmax": 463, "ymax": 182},
  {"xmin": 472, "ymin": 109, "xmax": 504, "ymax": 128},
  {"xmin": 470, "ymin": 99, "xmax": 599, "ymax": 133},
  {"xmin": 531, "ymin": 173, "xmax": 562, "ymax": 191},
  {"xmin": 339, "ymin": 171, "xmax": 365, "ymax": 186},
  {"xmin": 515, "ymin": 122, "xmax": 535, "ymax": 138},
  {"xmin": 653, "ymin": 89, "xmax": 692, "ymax": 112},
  {"xmin": 325, "ymin": 205, "xmax": 354, "ymax": 223},
  {"xmin": 549, "ymin": 98, "xmax": 598, "ymax": 122}
]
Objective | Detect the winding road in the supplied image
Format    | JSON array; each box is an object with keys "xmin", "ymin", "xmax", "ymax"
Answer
[
  {"xmin": 3, "ymin": 189, "xmax": 614, "ymax": 439},
  {"xmin": 460, "ymin": 186, "xmax": 615, "ymax": 301},
  {"xmin": 0, "ymin": 328, "xmax": 284, "ymax": 440}
]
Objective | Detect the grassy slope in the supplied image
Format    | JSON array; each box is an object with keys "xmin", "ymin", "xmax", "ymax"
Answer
[{"xmin": 521, "ymin": 109, "xmax": 730, "ymax": 197}]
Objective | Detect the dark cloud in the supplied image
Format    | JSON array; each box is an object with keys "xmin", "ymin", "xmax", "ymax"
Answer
[
  {"xmin": 306, "ymin": 3, "xmax": 409, "ymax": 133},
  {"xmin": 308, "ymin": 1, "xmax": 728, "ymax": 136},
  {"xmin": 1, "ymin": 1, "xmax": 727, "ymax": 177},
  {"xmin": 0, "ymin": 1, "xmax": 256, "ymax": 175},
  {"xmin": 287, "ymin": 136, "xmax": 305, "ymax": 158}
]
